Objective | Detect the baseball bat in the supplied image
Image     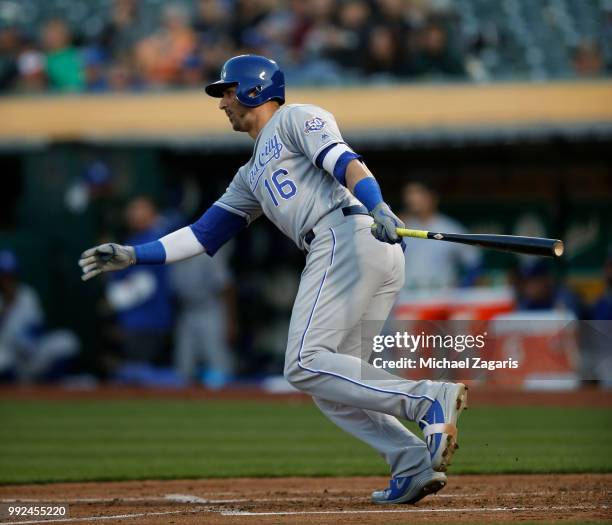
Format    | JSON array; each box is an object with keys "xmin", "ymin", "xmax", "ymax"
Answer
[{"xmin": 396, "ymin": 229, "xmax": 564, "ymax": 258}]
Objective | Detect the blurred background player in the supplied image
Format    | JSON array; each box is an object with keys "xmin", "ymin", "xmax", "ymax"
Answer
[
  {"xmin": 512, "ymin": 260, "xmax": 583, "ymax": 319},
  {"xmin": 106, "ymin": 196, "xmax": 173, "ymax": 366},
  {"xmin": 0, "ymin": 250, "xmax": 79, "ymax": 382},
  {"xmin": 399, "ymin": 179, "xmax": 482, "ymax": 294},
  {"xmin": 592, "ymin": 248, "xmax": 612, "ymax": 320},
  {"xmin": 170, "ymin": 245, "xmax": 237, "ymax": 388}
]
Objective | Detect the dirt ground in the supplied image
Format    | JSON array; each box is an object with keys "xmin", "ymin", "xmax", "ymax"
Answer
[{"xmin": 0, "ymin": 474, "xmax": 610, "ymax": 524}]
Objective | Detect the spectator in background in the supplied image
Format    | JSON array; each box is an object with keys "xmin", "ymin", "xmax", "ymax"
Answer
[
  {"xmin": 314, "ymin": 0, "xmax": 369, "ymax": 75},
  {"xmin": 362, "ymin": 24, "xmax": 402, "ymax": 78},
  {"xmin": 364, "ymin": 0, "xmax": 410, "ymax": 77},
  {"xmin": 374, "ymin": 0, "xmax": 409, "ymax": 37},
  {"xmin": 83, "ymin": 47, "xmax": 109, "ymax": 92},
  {"xmin": 16, "ymin": 36, "xmax": 46, "ymax": 92},
  {"xmin": 0, "ymin": 24, "xmax": 20, "ymax": 91},
  {"xmin": 286, "ymin": 0, "xmax": 344, "ymax": 84},
  {"xmin": 284, "ymin": 0, "xmax": 314, "ymax": 61},
  {"xmin": 106, "ymin": 196, "xmax": 173, "ymax": 364},
  {"xmin": 99, "ymin": 0, "xmax": 144, "ymax": 61},
  {"xmin": 107, "ymin": 56, "xmax": 142, "ymax": 91},
  {"xmin": 572, "ymin": 41, "xmax": 605, "ymax": 77},
  {"xmin": 192, "ymin": 0, "xmax": 234, "ymax": 81},
  {"xmin": 399, "ymin": 180, "xmax": 481, "ymax": 292},
  {"xmin": 135, "ymin": 3, "xmax": 196, "ymax": 87},
  {"xmin": 513, "ymin": 260, "xmax": 582, "ymax": 318},
  {"xmin": 405, "ymin": 17, "xmax": 465, "ymax": 77},
  {"xmin": 230, "ymin": 0, "xmax": 274, "ymax": 52},
  {"xmin": 287, "ymin": 0, "xmax": 326, "ymax": 59},
  {"xmin": 194, "ymin": 0, "xmax": 229, "ymax": 41},
  {"xmin": 592, "ymin": 249, "xmax": 612, "ymax": 319},
  {"xmin": 179, "ymin": 53, "xmax": 205, "ymax": 87},
  {"xmin": 0, "ymin": 250, "xmax": 79, "ymax": 382},
  {"xmin": 41, "ymin": 19, "xmax": 83, "ymax": 92},
  {"xmin": 171, "ymin": 246, "xmax": 237, "ymax": 388},
  {"xmin": 96, "ymin": 0, "xmax": 146, "ymax": 91}
]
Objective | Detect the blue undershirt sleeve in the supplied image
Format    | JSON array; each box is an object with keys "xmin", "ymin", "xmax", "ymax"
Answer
[{"xmin": 190, "ymin": 204, "xmax": 247, "ymax": 256}]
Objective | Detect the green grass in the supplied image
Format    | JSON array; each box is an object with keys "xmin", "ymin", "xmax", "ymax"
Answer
[{"xmin": 0, "ymin": 400, "xmax": 610, "ymax": 484}]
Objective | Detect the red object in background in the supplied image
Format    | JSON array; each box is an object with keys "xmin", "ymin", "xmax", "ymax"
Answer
[
  {"xmin": 394, "ymin": 287, "xmax": 515, "ymax": 321},
  {"xmin": 392, "ymin": 288, "xmax": 514, "ymax": 380},
  {"xmin": 485, "ymin": 312, "xmax": 579, "ymax": 389},
  {"xmin": 391, "ymin": 289, "xmax": 578, "ymax": 389}
]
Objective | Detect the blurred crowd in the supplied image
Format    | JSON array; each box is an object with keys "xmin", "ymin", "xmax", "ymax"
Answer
[
  {"xmin": 0, "ymin": 0, "xmax": 466, "ymax": 94},
  {"xmin": 0, "ymin": 0, "xmax": 609, "ymax": 94}
]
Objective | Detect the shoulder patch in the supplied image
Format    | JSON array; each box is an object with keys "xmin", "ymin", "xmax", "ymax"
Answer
[{"xmin": 303, "ymin": 117, "xmax": 326, "ymax": 134}]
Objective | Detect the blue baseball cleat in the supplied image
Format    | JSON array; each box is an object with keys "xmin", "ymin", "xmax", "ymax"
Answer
[
  {"xmin": 419, "ymin": 382, "xmax": 468, "ymax": 472},
  {"xmin": 371, "ymin": 469, "xmax": 447, "ymax": 504}
]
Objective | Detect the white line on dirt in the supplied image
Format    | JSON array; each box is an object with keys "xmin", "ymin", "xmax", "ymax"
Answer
[
  {"xmin": 1, "ymin": 498, "xmax": 159, "ymax": 503},
  {"xmin": 0, "ymin": 496, "xmax": 246, "ymax": 505},
  {"xmin": 221, "ymin": 504, "xmax": 608, "ymax": 517},
  {"xmin": 132, "ymin": 488, "xmax": 607, "ymax": 497},
  {"xmin": 0, "ymin": 508, "xmax": 211, "ymax": 525},
  {"xmin": 1, "ymin": 490, "xmax": 604, "ymax": 505},
  {"xmin": 0, "ymin": 498, "xmax": 606, "ymax": 524}
]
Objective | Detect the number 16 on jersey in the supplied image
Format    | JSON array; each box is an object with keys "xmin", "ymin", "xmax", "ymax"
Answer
[{"xmin": 264, "ymin": 168, "xmax": 297, "ymax": 207}]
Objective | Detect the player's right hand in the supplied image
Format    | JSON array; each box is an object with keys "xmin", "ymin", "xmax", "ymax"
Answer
[
  {"xmin": 78, "ymin": 243, "xmax": 135, "ymax": 281},
  {"xmin": 370, "ymin": 203, "xmax": 404, "ymax": 244}
]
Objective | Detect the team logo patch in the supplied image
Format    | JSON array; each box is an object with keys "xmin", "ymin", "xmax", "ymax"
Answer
[{"xmin": 304, "ymin": 117, "xmax": 326, "ymax": 134}]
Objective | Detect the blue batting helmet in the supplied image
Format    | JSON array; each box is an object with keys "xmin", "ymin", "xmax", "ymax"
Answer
[{"xmin": 205, "ymin": 55, "xmax": 285, "ymax": 108}]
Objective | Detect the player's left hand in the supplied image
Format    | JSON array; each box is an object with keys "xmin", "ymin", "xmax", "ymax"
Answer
[
  {"xmin": 370, "ymin": 203, "xmax": 404, "ymax": 244},
  {"xmin": 78, "ymin": 243, "xmax": 135, "ymax": 281}
]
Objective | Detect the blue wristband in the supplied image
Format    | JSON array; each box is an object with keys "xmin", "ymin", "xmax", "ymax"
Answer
[
  {"xmin": 353, "ymin": 177, "xmax": 383, "ymax": 212},
  {"xmin": 334, "ymin": 151, "xmax": 361, "ymax": 186},
  {"xmin": 133, "ymin": 240, "xmax": 166, "ymax": 264}
]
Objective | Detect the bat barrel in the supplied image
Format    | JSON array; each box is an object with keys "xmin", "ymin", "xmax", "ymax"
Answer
[{"xmin": 427, "ymin": 232, "xmax": 564, "ymax": 258}]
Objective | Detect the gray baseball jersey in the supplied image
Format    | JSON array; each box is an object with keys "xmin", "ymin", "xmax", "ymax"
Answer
[
  {"xmin": 214, "ymin": 104, "xmax": 361, "ymax": 250},
  {"xmin": 215, "ymin": 103, "xmax": 444, "ymax": 479}
]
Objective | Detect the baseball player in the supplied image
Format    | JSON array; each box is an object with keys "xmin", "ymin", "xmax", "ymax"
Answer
[{"xmin": 79, "ymin": 55, "xmax": 467, "ymax": 505}]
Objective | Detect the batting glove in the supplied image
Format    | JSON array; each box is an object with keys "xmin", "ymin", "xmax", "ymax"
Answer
[
  {"xmin": 78, "ymin": 243, "xmax": 135, "ymax": 281},
  {"xmin": 370, "ymin": 203, "xmax": 404, "ymax": 244}
]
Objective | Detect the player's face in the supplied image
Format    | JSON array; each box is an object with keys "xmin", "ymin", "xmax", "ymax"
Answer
[{"xmin": 219, "ymin": 86, "xmax": 251, "ymax": 132}]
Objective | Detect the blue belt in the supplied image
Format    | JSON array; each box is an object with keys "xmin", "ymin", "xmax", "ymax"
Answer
[{"xmin": 303, "ymin": 205, "xmax": 369, "ymax": 248}]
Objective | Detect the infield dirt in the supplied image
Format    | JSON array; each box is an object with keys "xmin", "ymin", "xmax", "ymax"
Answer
[{"xmin": 1, "ymin": 474, "xmax": 610, "ymax": 525}]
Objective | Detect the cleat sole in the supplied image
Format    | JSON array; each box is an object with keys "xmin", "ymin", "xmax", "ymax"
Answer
[{"xmin": 433, "ymin": 383, "xmax": 468, "ymax": 472}]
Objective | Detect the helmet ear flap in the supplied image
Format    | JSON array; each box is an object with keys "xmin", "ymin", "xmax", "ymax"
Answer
[{"xmin": 248, "ymin": 85, "xmax": 263, "ymax": 98}]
